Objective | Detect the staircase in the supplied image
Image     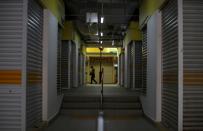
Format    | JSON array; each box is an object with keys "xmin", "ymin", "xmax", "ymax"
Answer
[{"xmin": 60, "ymin": 86, "xmax": 143, "ymax": 117}]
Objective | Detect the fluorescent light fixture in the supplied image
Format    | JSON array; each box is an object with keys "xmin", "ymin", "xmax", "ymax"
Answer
[
  {"xmin": 101, "ymin": 17, "xmax": 104, "ymax": 23},
  {"xmin": 101, "ymin": 32, "xmax": 103, "ymax": 36}
]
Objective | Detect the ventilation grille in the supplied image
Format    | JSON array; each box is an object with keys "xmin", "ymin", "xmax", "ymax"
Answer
[
  {"xmin": 183, "ymin": 0, "xmax": 203, "ymax": 130},
  {"xmin": 26, "ymin": 0, "xmax": 43, "ymax": 128},
  {"xmin": 162, "ymin": 0, "xmax": 179, "ymax": 130}
]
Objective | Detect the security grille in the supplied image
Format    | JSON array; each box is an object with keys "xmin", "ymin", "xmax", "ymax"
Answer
[
  {"xmin": 183, "ymin": 0, "xmax": 203, "ymax": 130},
  {"xmin": 162, "ymin": 0, "xmax": 179, "ymax": 130},
  {"xmin": 26, "ymin": 0, "xmax": 43, "ymax": 128}
]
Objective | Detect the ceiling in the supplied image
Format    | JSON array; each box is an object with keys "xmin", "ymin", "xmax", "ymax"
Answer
[{"xmin": 64, "ymin": 0, "xmax": 139, "ymax": 46}]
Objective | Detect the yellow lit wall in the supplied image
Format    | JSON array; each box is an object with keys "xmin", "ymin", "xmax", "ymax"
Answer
[
  {"xmin": 86, "ymin": 48, "xmax": 118, "ymax": 53},
  {"xmin": 62, "ymin": 21, "xmax": 83, "ymax": 47},
  {"xmin": 123, "ymin": 21, "xmax": 142, "ymax": 45},
  {"xmin": 40, "ymin": 0, "xmax": 65, "ymax": 25},
  {"xmin": 139, "ymin": 0, "xmax": 165, "ymax": 26}
]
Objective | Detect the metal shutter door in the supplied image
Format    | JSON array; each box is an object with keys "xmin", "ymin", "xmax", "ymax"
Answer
[
  {"xmin": 119, "ymin": 54, "xmax": 122, "ymax": 86},
  {"xmin": 61, "ymin": 41, "xmax": 70, "ymax": 90},
  {"xmin": 69, "ymin": 41, "xmax": 76, "ymax": 88},
  {"xmin": 0, "ymin": 0, "xmax": 24, "ymax": 130},
  {"xmin": 67, "ymin": 41, "xmax": 71, "ymax": 89},
  {"xmin": 183, "ymin": 0, "xmax": 203, "ymax": 130},
  {"xmin": 57, "ymin": 30, "xmax": 62, "ymax": 93},
  {"xmin": 134, "ymin": 41, "xmax": 142, "ymax": 91},
  {"xmin": 121, "ymin": 53, "xmax": 125, "ymax": 87},
  {"xmin": 26, "ymin": 0, "xmax": 43, "ymax": 128},
  {"xmin": 130, "ymin": 42, "xmax": 134, "ymax": 88},
  {"xmin": 142, "ymin": 28, "xmax": 147, "ymax": 94},
  {"xmin": 162, "ymin": 0, "xmax": 179, "ymax": 130},
  {"xmin": 78, "ymin": 53, "xmax": 83, "ymax": 86},
  {"xmin": 82, "ymin": 54, "xmax": 85, "ymax": 86},
  {"xmin": 127, "ymin": 43, "xmax": 131, "ymax": 88},
  {"xmin": 69, "ymin": 42, "xmax": 73, "ymax": 88}
]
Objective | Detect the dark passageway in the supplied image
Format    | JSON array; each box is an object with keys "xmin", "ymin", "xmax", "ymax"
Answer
[{"xmin": 0, "ymin": 0, "xmax": 202, "ymax": 131}]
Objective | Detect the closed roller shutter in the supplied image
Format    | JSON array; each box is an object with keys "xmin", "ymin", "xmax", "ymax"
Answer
[
  {"xmin": 26, "ymin": 0, "xmax": 43, "ymax": 128},
  {"xmin": 69, "ymin": 41, "xmax": 76, "ymax": 88},
  {"xmin": 57, "ymin": 29, "xmax": 62, "ymax": 93},
  {"xmin": 162, "ymin": 0, "xmax": 179, "ymax": 130},
  {"xmin": 121, "ymin": 53, "xmax": 125, "ymax": 87},
  {"xmin": 119, "ymin": 54, "xmax": 122, "ymax": 86},
  {"xmin": 70, "ymin": 42, "xmax": 77, "ymax": 88},
  {"xmin": 134, "ymin": 41, "xmax": 142, "ymax": 90},
  {"xmin": 0, "ymin": 0, "xmax": 24, "ymax": 130},
  {"xmin": 80, "ymin": 54, "xmax": 85, "ymax": 86},
  {"xmin": 142, "ymin": 28, "xmax": 147, "ymax": 94},
  {"xmin": 61, "ymin": 41, "xmax": 70, "ymax": 90},
  {"xmin": 129, "ymin": 42, "xmax": 134, "ymax": 88},
  {"xmin": 127, "ymin": 43, "xmax": 131, "ymax": 88},
  {"xmin": 67, "ymin": 41, "xmax": 71, "ymax": 89},
  {"xmin": 183, "ymin": 0, "xmax": 203, "ymax": 130}
]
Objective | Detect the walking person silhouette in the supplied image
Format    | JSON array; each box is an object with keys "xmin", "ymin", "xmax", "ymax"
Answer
[{"xmin": 90, "ymin": 66, "xmax": 97, "ymax": 84}]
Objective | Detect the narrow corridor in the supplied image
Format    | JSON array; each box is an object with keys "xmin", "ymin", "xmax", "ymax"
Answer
[{"xmin": 0, "ymin": 0, "xmax": 202, "ymax": 131}]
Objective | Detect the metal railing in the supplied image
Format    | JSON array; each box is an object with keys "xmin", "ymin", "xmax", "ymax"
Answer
[
  {"xmin": 98, "ymin": 68, "xmax": 104, "ymax": 131},
  {"xmin": 100, "ymin": 68, "xmax": 104, "ymax": 111},
  {"xmin": 97, "ymin": 47, "xmax": 104, "ymax": 131}
]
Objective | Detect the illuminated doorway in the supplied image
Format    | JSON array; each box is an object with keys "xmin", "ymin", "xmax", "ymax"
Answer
[{"xmin": 85, "ymin": 47, "xmax": 119, "ymax": 85}]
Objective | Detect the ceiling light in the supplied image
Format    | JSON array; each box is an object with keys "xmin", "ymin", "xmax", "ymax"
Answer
[
  {"xmin": 101, "ymin": 17, "xmax": 104, "ymax": 23},
  {"xmin": 100, "ymin": 41, "xmax": 103, "ymax": 44},
  {"xmin": 101, "ymin": 32, "xmax": 103, "ymax": 36}
]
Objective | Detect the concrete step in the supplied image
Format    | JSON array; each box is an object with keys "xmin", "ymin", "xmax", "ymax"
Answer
[
  {"xmin": 60, "ymin": 109, "xmax": 143, "ymax": 117},
  {"xmin": 62, "ymin": 102, "xmax": 141, "ymax": 110},
  {"xmin": 63, "ymin": 96, "xmax": 140, "ymax": 103}
]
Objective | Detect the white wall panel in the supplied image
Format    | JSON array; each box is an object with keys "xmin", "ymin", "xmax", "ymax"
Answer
[
  {"xmin": 42, "ymin": 10, "xmax": 63, "ymax": 122},
  {"xmin": 140, "ymin": 11, "xmax": 162, "ymax": 122}
]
